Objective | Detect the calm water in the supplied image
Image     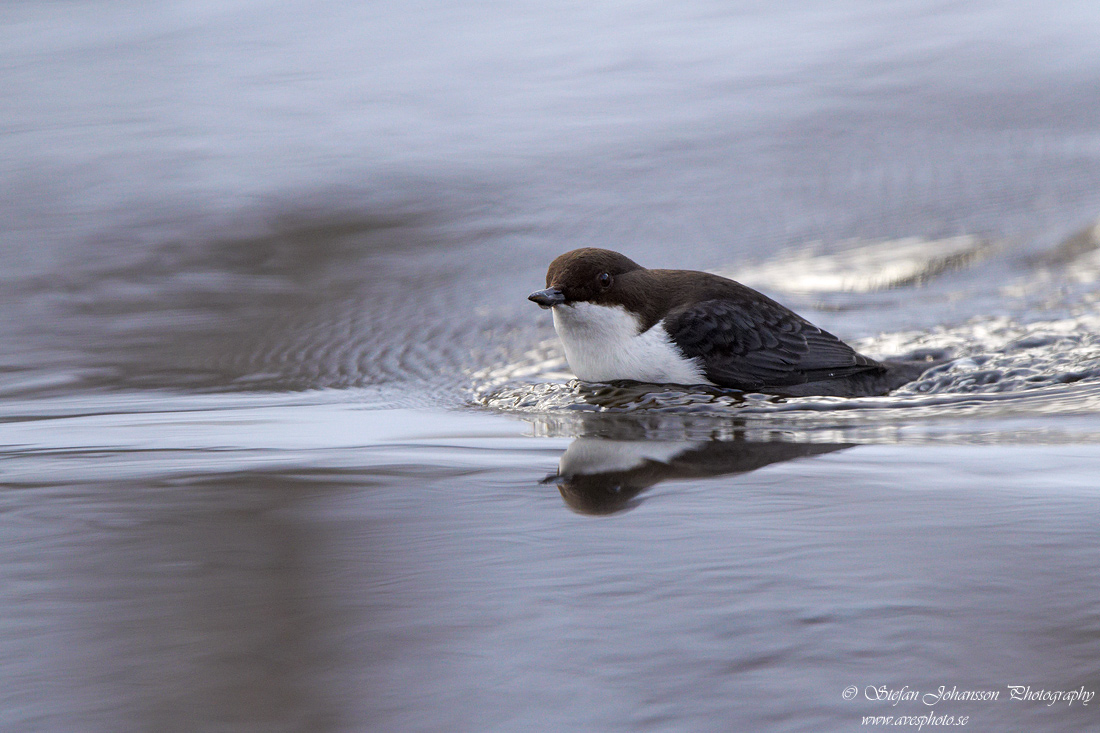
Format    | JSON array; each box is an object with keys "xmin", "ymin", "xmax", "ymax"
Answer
[{"xmin": 3, "ymin": 1, "xmax": 1100, "ymax": 731}]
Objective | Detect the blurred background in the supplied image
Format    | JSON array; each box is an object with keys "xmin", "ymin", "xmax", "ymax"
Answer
[
  {"xmin": 4, "ymin": 0, "xmax": 1100, "ymax": 397},
  {"xmin": 2, "ymin": 1, "xmax": 1100, "ymax": 731}
]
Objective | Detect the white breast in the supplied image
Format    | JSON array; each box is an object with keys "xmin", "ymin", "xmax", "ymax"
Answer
[{"xmin": 551, "ymin": 302, "xmax": 710, "ymax": 385}]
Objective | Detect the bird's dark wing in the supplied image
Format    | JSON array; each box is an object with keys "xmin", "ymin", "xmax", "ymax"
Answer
[{"xmin": 663, "ymin": 298, "xmax": 881, "ymax": 390}]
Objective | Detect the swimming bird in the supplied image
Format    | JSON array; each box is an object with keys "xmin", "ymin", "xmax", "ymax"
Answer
[{"xmin": 528, "ymin": 248, "xmax": 932, "ymax": 397}]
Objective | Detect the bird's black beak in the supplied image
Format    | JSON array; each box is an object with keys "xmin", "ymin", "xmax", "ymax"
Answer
[{"xmin": 528, "ymin": 287, "xmax": 566, "ymax": 309}]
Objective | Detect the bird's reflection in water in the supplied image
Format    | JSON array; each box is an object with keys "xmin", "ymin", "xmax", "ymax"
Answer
[{"xmin": 535, "ymin": 413, "xmax": 852, "ymax": 515}]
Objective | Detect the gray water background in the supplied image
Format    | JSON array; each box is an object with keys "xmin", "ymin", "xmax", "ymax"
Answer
[{"xmin": 3, "ymin": 1, "xmax": 1100, "ymax": 731}]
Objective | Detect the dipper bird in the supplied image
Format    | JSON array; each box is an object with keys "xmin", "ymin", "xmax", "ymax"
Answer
[{"xmin": 528, "ymin": 248, "xmax": 932, "ymax": 397}]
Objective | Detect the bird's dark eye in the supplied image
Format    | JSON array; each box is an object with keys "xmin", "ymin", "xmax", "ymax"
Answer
[{"xmin": 598, "ymin": 272, "xmax": 612, "ymax": 288}]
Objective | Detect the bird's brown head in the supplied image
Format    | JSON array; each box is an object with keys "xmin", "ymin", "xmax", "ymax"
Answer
[{"xmin": 528, "ymin": 248, "xmax": 644, "ymax": 309}]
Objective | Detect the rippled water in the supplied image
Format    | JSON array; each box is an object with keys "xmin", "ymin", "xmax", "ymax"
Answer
[{"xmin": 4, "ymin": 1, "xmax": 1100, "ymax": 731}]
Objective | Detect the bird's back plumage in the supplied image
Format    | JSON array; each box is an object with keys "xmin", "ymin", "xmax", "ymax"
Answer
[{"xmin": 663, "ymin": 294, "xmax": 881, "ymax": 390}]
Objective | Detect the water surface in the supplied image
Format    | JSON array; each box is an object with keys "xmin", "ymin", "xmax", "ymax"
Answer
[{"xmin": 3, "ymin": 1, "xmax": 1100, "ymax": 731}]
